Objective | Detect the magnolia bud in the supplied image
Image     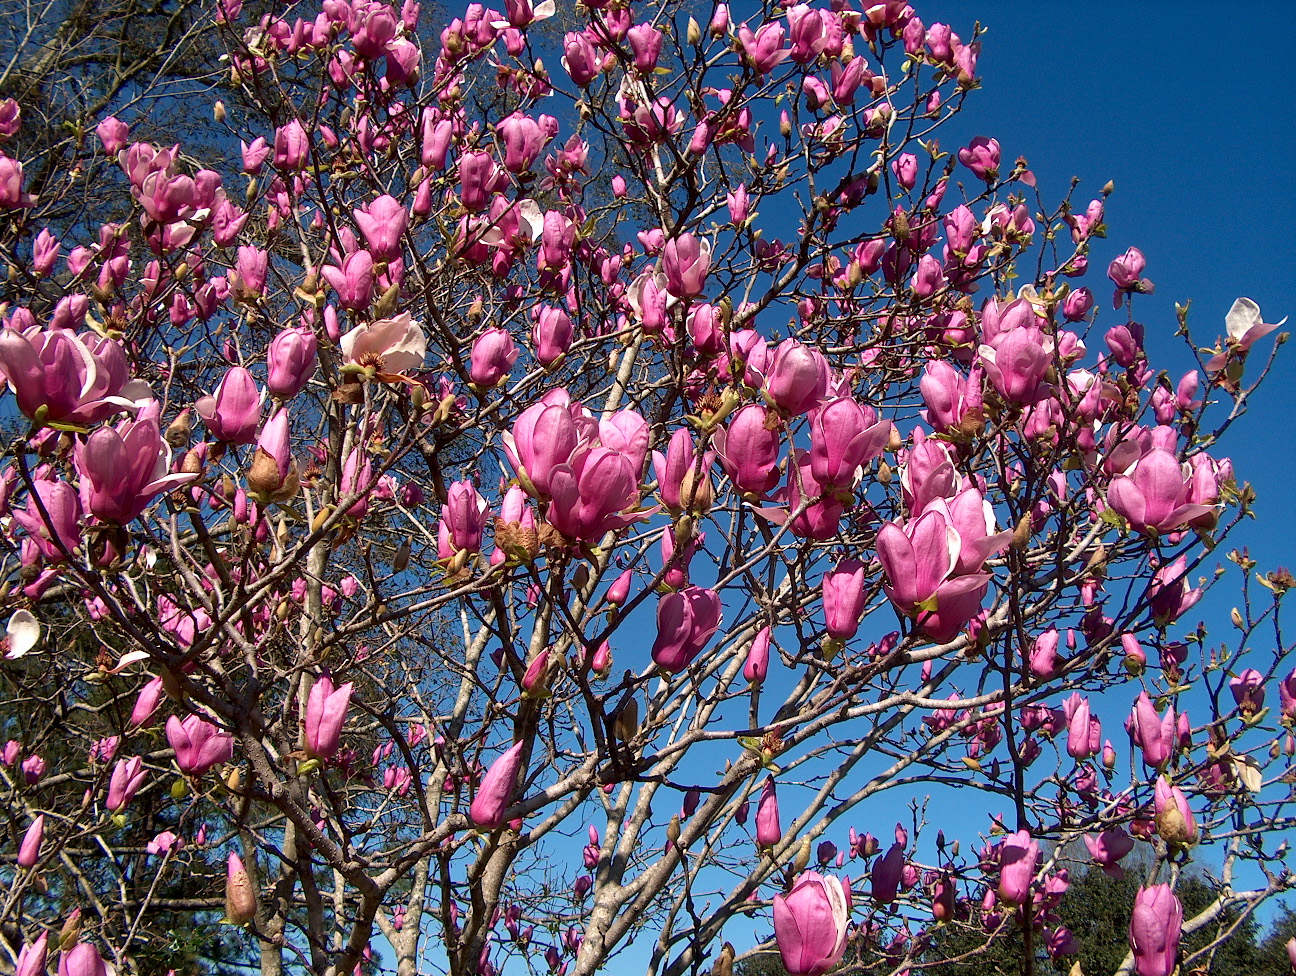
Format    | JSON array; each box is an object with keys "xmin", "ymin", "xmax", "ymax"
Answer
[{"xmin": 225, "ymin": 852, "xmax": 257, "ymax": 924}]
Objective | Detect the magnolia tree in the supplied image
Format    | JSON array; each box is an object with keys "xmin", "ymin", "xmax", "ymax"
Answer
[{"xmin": 0, "ymin": 1, "xmax": 1292, "ymax": 976}]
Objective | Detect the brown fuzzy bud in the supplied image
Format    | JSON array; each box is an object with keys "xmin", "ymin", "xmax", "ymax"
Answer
[{"xmin": 225, "ymin": 853, "xmax": 257, "ymax": 924}]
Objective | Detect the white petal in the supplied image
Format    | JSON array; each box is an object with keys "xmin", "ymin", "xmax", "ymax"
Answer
[
  {"xmin": 1225, "ymin": 298, "xmax": 1261, "ymax": 344},
  {"xmin": 6, "ymin": 610, "xmax": 40, "ymax": 659}
]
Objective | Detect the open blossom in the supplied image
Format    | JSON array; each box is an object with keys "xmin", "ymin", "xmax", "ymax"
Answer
[
  {"xmin": 1207, "ymin": 297, "xmax": 1286, "ymax": 371},
  {"xmin": 737, "ymin": 21, "xmax": 788, "ymax": 75},
  {"xmin": 1106, "ymin": 449, "xmax": 1216, "ymax": 535},
  {"xmin": 0, "ymin": 327, "xmax": 147, "ymax": 425},
  {"xmin": 546, "ymin": 447, "xmax": 651, "ymax": 543},
  {"xmin": 75, "ymin": 415, "xmax": 194, "ymax": 523},
  {"xmin": 340, "ymin": 312, "xmax": 427, "ymax": 376},
  {"xmin": 957, "ymin": 136, "xmax": 1000, "ymax": 181}
]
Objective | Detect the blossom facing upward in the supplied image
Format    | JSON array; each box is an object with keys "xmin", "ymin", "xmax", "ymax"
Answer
[{"xmin": 340, "ymin": 312, "xmax": 428, "ymax": 377}]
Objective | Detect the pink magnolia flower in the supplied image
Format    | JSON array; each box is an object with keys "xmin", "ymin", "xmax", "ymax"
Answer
[
  {"xmin": 562, "ymin": 31, "xmax": 603, "ymax": 87},
  {"xmin": 1153, "ymin": 775, "xmax": 1198, "ymax": 848},
  {"xmin": 762, "ymin": 339, "xmax": 829, "ymax": 416},
  {"xmin": 304, "ymin": 675, "xmax": 353, "ymax": 760},
  {"xmin": 978, "ymin": 325, "xmax": 1051, "ymax": 404},
  {"xmin": 321, "ymin": 250, "xmax": 375, "ymax": 311},
  {"xmin": 108, "ymin": 755, "xmax": 147, "ymax": 812},
  {"xmin": 470, "ymin": 740, "xmax": 525, "ymax": 829},
  {"xmin": 1084, "ymin": 828, "xmax": 1135, "ymax": 879},
  {"xmin": 0, "ymin": 327, "xmax": 143, "ymax": 425},
  {"xmin": 920, "ymin": 361, "xmax": 984, "ymax": 437},
  {"xmin": 808, "ymin": 397, "xmax": 891, "ymax": 491},
  {"xmin": 891, "ymin": 152, "xmax": 918, "ymax": 190},
  {"xmin": 1128, "ymin": 692, "xmax": 1178, "ymax": 770},
  {"xmin": 273, "ymin": 119, "xmax": 310, "ymax": 169},
  {"xmin": 502, "ymin": 389, "xmax": 588, "ymax": 497},
  {"xmin": 130, "ymin": 677, "xmax": 165, "ymax": 727},
  {"xmin": 772, "ymin": 872, "xmax": 850, "ymax": 976},
  {"xmin": 531, "ymin": 306, "xmax": 574, "ymax": 367},
  {"xmin": 195, "ymin": 367, "xmax": 263, "ymax": 444},
  {"xmin": 17, "ymin": 814, "xmax": 43, "ymax": 868},
  {"xmin": 468, "ymin": 327, "xmax": 519, "ymax": 387},
  {"xmin": 1106, "ymin": 449, "xmax": 1216, "ymax": 536},
  {"xmin": 1129, "ymin": 885, "xmax": 1182, "ymax": 976},
  {"xmin": 226, "ymin": 852, "xmax": 257, "ymax": 924},
  {"xmin": 459, "ymin": 150, "xmax": 501, "ymax": 212},
  {"xmin": 147, "ymin": 830, "xmax": 182, "ymax": 855},
  {"xmin": 1147, "ymin": 555, "xmax": 1202, "ymax": 626},
  {"xmin": 875, "ymin": 509, "xmax": 991, "ymax": 641},
  {"xmin": 166, "ymin": 714, "xmax": 235, "ymax": 776},
  {"xmin": 1229, "ymin": 668, "xmax": 1265, "ymax": 714},
  {"xmin": 737, "ymin": 21, "xmax": 789, "ymax": 75},
  {"xmin": 241, "ymin": 137, "xmax": 270, "ymax": 174},
  {"xmin": 822, "ymin": 560, "xmax": 868, "ymax": 640},
  {"xmin": 266, "ymin": 325, "xmax": 319, "ymax": 399},
  {"xmin": 1278, "ymin": 669, "xmax": 1296, "ymax": 722},
  {"xmin": 547, "ymin": 447, "xmax": 650, "ymax": 543},
  {"xmin": 13, "ymin": 478, "xmax": 81, "ymax": 562},
  {"xmin": 440, "ymin": 480, "xmax": 490, "ymax": 554},
  {"xmin": 14, "ymin": 933, "xmax": 47, "ymax": 976},
  {"xmin": 97, "ymin": 116, "xmax": 130, "ymax": 155},
  {"xmin": 1063, "ymin": 693, "xmax": 1101, "ymax": 760},
  {"xmin": 0, "ymin": 155, "xmax": 36, "ymax": 208},
  {"xmin": 75, "ymin": 415, "xmax": 193, "ymax": 523},
  {"xmin": 652, "ymin": 427, "xmax": 715, "ymax": 514},
  {"xmin": 498, "ymin": 111, "xmax": 552, "ymax": 172},
  {"xmin": 502, "ymin": 0, "xmax": 554, "ymax": 27},
  {"xmin": 713, "ymin": 404, "xmax": 782, "ymax": 497},
  {"xmin": 58, "ymin": 943, "xmax": 106, "ymax": 976},
  {"xmin": 726, "ymin": 184, "xmax": 750, "ymax": 225},
  {"xmin": 871, "ymin": 840, "xmax": 905, "ymax": 904},
  {"xmin": 353, "ymin": 194, "xmax": 407, "ymax": 261},
  {"xmin": 1108, "ymin": 246, "xmax": 1155, "ymax": 307},
  {"xmin": 755, "ymin": 776, "xmax": 781, "ymax": 849},
  {"xmin": 744, "ymin": 626, "xmax": 771, "ymax": 683},
  {"xmin": 786, "ymin": 5, "xmax": 841, "ymax": 63},
  {"xmin": 627, "ymin": 23, "xmax": 664, "ymax": 73},
  {"xmin": 340, "ymin": 312, "xmax": 427, "ymax": 376},
  {"xmin": 957, "ymin": 136, "xmax": 1000, "ymax": 182},
  {"xmin": 661, "ymin": 233, "xmax": 711, "ymax": 298},
  {"xmin": 997, "ymin": 829, "xmax": 1038, "ymax": 904},
  {"xmin": 1062, "ymin": 287, "xmax": 1095, "ymax": 322},
  {"xmin": 777, "ymin": 450, "xmax": 843, "ymax": 541},
  {"xmin": 651, "ymin": 586, "xmax": 723, "ymax": 673}
]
